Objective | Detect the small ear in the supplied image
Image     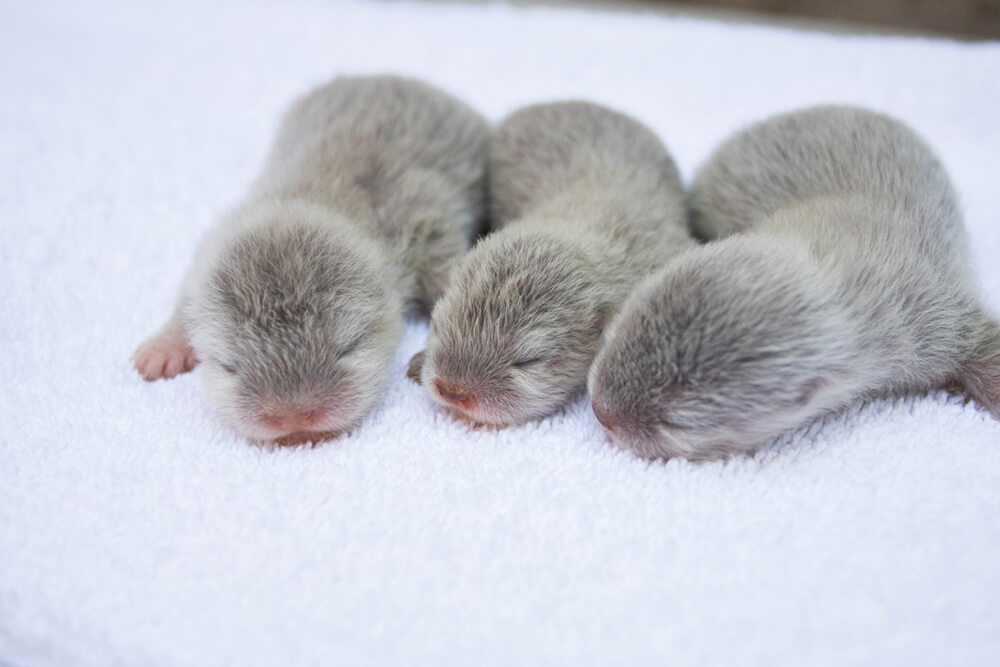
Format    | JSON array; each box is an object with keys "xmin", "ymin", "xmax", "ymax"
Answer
[
  {"xmin": 406, "ymin": 350, "xmax": 426, "ymax": 384},
  {"xmin": 957, "ymin": 318, "xmax": 1000, "ymax": 419},
  {"xmin": 795, "ymin": 377, "xmax": 824, "ymax": 408}
]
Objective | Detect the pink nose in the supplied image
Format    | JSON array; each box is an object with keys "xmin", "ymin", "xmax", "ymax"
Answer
[
  {"xmin": 591, "ymin": 401, "xmax": 621, "ymax": 432},
  {"xmin": 433, "ymin": 379, "xmax": 476, "ymax": 409},
  {"xmin": 260, "ymin": 408, "xmax": 325, "ymax": 433}
]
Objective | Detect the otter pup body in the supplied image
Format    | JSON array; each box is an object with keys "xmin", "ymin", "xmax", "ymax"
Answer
[
  {"xmin": 411, "ymin": 101, "xmax": 693, "ymax": 426},
  {"xmin": 133, "ymin": 75, "xmax": 489, "ymax": 443},
  {"xmin": 589, "ymin": 106, "xmax": 1000, "ymax": 461}
]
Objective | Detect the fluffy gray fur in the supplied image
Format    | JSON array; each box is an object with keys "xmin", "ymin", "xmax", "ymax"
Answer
[
  {"xmin": 589, "ymin": 105, "xmax": 1000, "ymax": 461},
  {"xmin": 133, "ymin": 75, "xmax": 489, "ymax": 443},
  {"xmin": 411, "ymin": 101, "xmax": 693, "ymax": 426}
]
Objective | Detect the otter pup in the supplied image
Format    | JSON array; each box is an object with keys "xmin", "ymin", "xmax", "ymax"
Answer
[
  {"xmin": 409, "ymin": 101, "xmax": 693, "ymax": 427},
  {"xmin": 133, "ymin": 75, "xmax": 489, "ymax": 444},
  {"xmin": 589, "ymin": 105, "xmax": 1000, "ymax": 461}
]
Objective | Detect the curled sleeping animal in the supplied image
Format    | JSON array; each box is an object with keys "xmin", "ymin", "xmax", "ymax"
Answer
[
  {"xmin": 408, "ymin": 101, "xmax": 694, "ymax": 426},
  {"xmin": 589, "ymin": 105, "xmax": 1000, "ymax": 461},
  {"xmin": 133, "ymin": 75, "xmax": 489, "ymax": 445}
]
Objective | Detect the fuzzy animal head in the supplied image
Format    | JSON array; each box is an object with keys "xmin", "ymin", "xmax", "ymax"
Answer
[
  {"xmin": 414, "ymin": 231, "xmax": 607, "ymax": 426},
  {"xmin": 184, "ymin": 201, "xmax": 402, "ymax": 443},
  {"xmin": 588, "ymin": 237, "xmax": 860, "ymax": 460}
]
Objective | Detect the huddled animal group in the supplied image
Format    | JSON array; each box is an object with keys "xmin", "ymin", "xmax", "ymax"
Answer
[{"xmin": 133, "ymin": 75, "xmax": 1000, "ymax": 460}]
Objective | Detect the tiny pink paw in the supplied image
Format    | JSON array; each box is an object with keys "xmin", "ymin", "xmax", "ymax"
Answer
[{"xmin": 132, "ymin": 333, "xmax": 198, "ymax": 381}]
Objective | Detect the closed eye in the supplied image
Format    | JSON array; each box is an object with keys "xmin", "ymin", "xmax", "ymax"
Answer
[
  {"xmin": 217, "ymin": 360, "xmax": 238, "ymax": 375},
  {"xmin": 511, "ymin": 357, "xmax": 542, "ymax": 369},
  {"xmin": 339, "ymin": 335, "xmax": 364, "ymax": 358}
]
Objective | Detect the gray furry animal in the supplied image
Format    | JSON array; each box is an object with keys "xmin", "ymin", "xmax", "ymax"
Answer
[
  {"xmin": 133, "ymin": 75, "xmax": 489, "ymax": 444},
  {"xmin": 589, "ymin": 105, "xmax": 1000, "ymax": 461},
  {"xmin": 408, "ymin": 101, "xmax": 693, "ymax": 426}
]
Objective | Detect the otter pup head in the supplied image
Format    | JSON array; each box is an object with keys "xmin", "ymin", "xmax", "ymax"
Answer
[
  {"xmin": 411, "ymin": 231, "xmax": 608, "ymax": 427},
  {"xmin": 588, "ymin": 237, "xmax": 861, "ymax": 461},
  {"xmin": 185, "ymin": 201, "xmax": 402, "ymax": 444}
]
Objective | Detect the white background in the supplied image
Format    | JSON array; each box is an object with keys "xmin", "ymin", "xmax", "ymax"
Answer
[{"xmin": 1, "ymin": 1, "xmax": 998, "ymax": 665}]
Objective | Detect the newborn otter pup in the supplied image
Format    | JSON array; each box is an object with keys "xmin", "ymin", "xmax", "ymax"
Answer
[
  {"xmin": 589, "ymin": 105, "xmax": 1000, "ymax": 461},
  {"xmin": 409, "ymin": 101, "xmax": 692, "ymax": 426},
  {"xmin": 133, "ymin": 75, "xmax": 489, "ymax": 444}
]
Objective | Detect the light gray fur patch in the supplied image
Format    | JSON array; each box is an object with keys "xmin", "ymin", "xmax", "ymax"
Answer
[
  {"xmin": 590, "ymin": 105, "xmax": 1000, "ymax": 461},
  {"xmin": 417, "ymin": 100, "xmax": 693, "ymax": 426},
  {"xmin": 137, "ymin": 75, "xmax": 490, "ymax": 441}
]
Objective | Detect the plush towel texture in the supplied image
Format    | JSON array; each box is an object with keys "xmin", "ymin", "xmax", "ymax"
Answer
[{"xmin": 1, "ymin": 1, "xmax": 998, "ymax": 665}]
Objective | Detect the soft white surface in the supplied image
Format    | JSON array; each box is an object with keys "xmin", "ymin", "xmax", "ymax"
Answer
[{"xmin": 2, "ymin": 1, "xmax": 999, "ymax": 665}]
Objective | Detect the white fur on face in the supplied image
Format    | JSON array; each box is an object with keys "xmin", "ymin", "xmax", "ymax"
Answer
[
  {"xmin": 183, "ymin": 203, "xmax": 404, "ymax": 443},
  {"xmin": 199, "ymin": 331, "xmax": 399, "ymax": 443},
  {"xmin": 419, "ymin": 234, "xmax": 602, "ymax": 427}
]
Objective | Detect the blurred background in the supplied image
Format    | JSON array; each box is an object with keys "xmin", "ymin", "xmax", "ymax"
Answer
[{"xmin": 451, "ymin": 0, "xmax": 1000, "ymax": 39}]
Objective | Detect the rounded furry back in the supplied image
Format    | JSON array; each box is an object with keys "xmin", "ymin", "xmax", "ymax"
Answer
[{"xmin": 589, "ymin": 105, "xmax": 1000, "ymax": 461}]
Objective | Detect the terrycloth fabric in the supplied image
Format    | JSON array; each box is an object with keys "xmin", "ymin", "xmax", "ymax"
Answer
[{"xmin": 1, "ymin": 1, "xmax": 998, "ymax": 665}]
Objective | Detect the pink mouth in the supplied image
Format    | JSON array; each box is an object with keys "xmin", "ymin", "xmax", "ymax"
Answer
[
  {"xmin": 269, "ymin": 430, "xmax": 339, "ymax": 448},
  {"xmin": 433, "ymin": 378, "xmax": 477, "ymax": 410},
  {"xmin": 428, "ymin": 376, "xmax": 516, "ymax": 428},
  {"xmin": 259, "ymin": 407, "xmax": 327, "ymax": 433},
  {"xmin": 252, "ymin": 404, "xmax": 345, "ymax": 446}
]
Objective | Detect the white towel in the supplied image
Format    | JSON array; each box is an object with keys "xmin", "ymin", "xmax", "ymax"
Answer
[{"xmin": 1, "ymin": 1, "xmax": 998, "ymax": 665}]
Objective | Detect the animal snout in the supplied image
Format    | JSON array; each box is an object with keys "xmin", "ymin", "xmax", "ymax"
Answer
[
  {"xmin": 260, "ymin": 407, "xmax": 326, "ymax": 433},
  {"xmin": 433, "ymin": 379, "xmax": 475, "ymax": 408},
  {"xmin": 591, "ymin": 400, "xmax": 622, "ymax": 432}
]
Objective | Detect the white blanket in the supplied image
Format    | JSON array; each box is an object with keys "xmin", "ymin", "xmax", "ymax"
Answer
[{"xmin": 2, "ymin": 1, "xmax": 998, "ymax": 665}]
